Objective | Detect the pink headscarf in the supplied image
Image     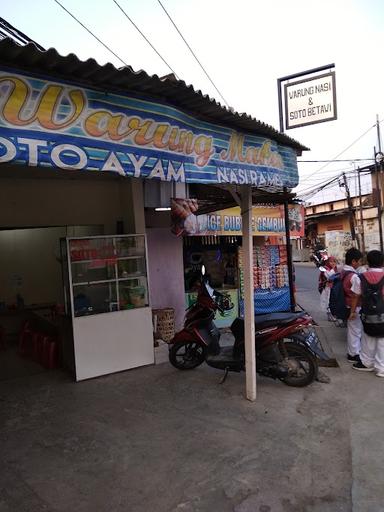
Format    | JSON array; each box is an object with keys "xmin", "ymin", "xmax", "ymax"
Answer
[{"xmin": 325, "ymin": 256, "xmax": 337, "ymax": 269}]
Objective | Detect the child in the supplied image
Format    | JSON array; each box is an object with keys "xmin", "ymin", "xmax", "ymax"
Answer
[
  {"xmin": 352, "ymin": 250, "xmax": 384, "ymax": 376},
  {"xmin": 343, "ymin": 248, "xmax": 363, "ymax": 362},
  {"xmin": 319, "ymin": 256, "xmax": 337, "ymax": 319}
]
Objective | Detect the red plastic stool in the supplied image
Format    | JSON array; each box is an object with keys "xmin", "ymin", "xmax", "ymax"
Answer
[
  {"xmin": 31, "ymin": 332, "xmax": 45, "ymax": 363},
  {"xmin": 18, "ymin": 321, "xmax": 33, "ymax": 357},
  {"xmin": 39, "ymin": 336, "xmax": 50, "ymax": 367},
  {"xmin": 45, "ymin": 337, "xmax": 59, "ymax": 369},
  {"xmin": 0, "ymin": 325, "xmax": 5, "ymax": 350}
]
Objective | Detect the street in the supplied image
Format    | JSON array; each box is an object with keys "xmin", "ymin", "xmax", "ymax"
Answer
[
  {"xmin": 295, "ymin": 263, "xmax": 323, "ymax": 320},
  {"xmin": 295, "ymin": 263, "xmax": 317, "ymax": 294},
  {"xmin": 0, "ymin": 264, "xmax": 383, "ymax": 512}
]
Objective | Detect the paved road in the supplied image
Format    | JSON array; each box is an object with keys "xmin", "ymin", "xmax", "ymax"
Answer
[
  {"xmin": 295, "ymin": 263, "xmax": 318, "ymax": 293},
  {"xmin": 1, "ymin": 263, "xmax": 383, "ymax": 512},
  {"xmin": 295, "ymin": 262, "xmax": 384, "ymax": 512},
  {"xmin": 295, "ymin": 263, "xmax": 323, "ymax": 322}
]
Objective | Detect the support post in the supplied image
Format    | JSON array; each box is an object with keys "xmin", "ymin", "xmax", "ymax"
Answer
[
  {"xmin": 283, "ymin": 189, "xmax": 295, "ymax": 311},
  {"xmin": 277, "ymin": 78, "xmax": 284, "ymax": 133},
  {"xmin": 241, "ymin": 186, "xmax": 256, "ymax": 402}
]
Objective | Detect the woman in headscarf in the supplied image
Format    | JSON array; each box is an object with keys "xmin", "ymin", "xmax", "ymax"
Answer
[{"xmin": 319, "ymin": 255, "xmax": 338, "ymax": 319}]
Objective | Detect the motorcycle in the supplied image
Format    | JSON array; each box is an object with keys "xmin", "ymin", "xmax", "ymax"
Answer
[
  {"xmin": 311, "ymin": 247, "xmax": 329, "ymax": 269},
  {"xmin": 169, "ymin": 270, "xmax": 324, "ymax": 387}
]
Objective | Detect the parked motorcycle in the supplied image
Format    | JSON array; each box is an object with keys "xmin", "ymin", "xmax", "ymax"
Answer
[
  {"xmin": 169, "ymin": 271, "xmax": 323, "ymax": 387},
  {"xmin": 311, "ymin": 251, "xmax": 328, "ymax": 267}
]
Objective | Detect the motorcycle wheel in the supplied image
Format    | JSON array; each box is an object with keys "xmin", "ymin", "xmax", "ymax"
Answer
[
  {"xmin": 279, "ymin": 340, "xmax": 317, "ymax": 387},
  {"xmin": 169, "ymin": 340, "xmax": 206, "ymax": 370}
]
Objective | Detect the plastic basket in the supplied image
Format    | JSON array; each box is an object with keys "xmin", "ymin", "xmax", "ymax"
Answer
[{"xmin": 152, "ymin": 308, "xmax": 175, "ymax": 343}]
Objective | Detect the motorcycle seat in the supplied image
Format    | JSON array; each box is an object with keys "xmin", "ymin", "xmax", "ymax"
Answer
[
  {"xmin": 231, "ymin": 312, "xmax": 306, "ymax": 338},
  {"xmin": 254, "ymin": 312, "xmax": 306, "ymax": 329}
]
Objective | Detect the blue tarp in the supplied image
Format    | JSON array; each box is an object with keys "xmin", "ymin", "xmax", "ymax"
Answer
[{"xmin": 240, "ymin": 287, "xmax": 291, "ymax": 315}]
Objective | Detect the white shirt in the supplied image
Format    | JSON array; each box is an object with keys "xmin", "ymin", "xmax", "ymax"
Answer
[
  {"xmin": 323, "ymin": 268, "xmax": 335, "ymax": 280},
  {"xmin": 343, "ymin": 265, "xmax": 361, "ymax": 295}
]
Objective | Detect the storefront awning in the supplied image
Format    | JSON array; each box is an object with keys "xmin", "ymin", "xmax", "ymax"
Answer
[
  {"xmin": 189, "ymin": 183, "xmax": 297, "ymax": 213},
  {"xmin": 0, "ymin": 38, "xmax": 307, "ymax": 190}
]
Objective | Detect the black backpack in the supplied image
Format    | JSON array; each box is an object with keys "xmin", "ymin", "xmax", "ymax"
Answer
[
  {"xmin": 329, "ymin": 271, "xmax": 352, "ymax": 321},
  {"xmin": 360, "ymin": 273, "xmax": 384, "ymax": 337}
]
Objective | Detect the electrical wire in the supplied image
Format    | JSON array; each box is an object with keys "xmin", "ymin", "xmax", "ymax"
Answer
[
  {"xmin": 298, "ymin": 123, "xmax": 377, "ymax": 185},
  {"xmin": 298, "ymin": 160, "xmax": 374, "ymax": 189},
  {"xmin": 112, "ymin": 0, "xmax": 179, "ymax": 79},
  {"xmin": 53, "ymin": 0, "xmax": 128, "ymax": 67},
  {"xmin": 298, "ymin": 176, "xmax": 341, "ymax": 199},
  {"xmin": 298, "ymin": 168, "xmax": 367, "ymax": 193},
  {"xmin": 156, "ymin": 0, "xmax": 230, "ymax": 107},
  {"xmin": 299, "ymin": 166, "xmax": 356, "ymax": 184},
  {"xmin": 299, "ymin": 171, "xmax": 372, "ymax": 202},
  {"xmin": 304, "ymin": 181, "xmax": 372, "ymax": 205},
  {"xmin": 297, "ymin": 167, "xmax": 372, "ymax": 199},
  {"xmin": 298, "ymin": 161, "xmax": 375, "ymax": 190},
  {"xmin": 298, "ymin": 158, "xmax": 374, "ymax": 163},
  {"xmin": 298, "ymin": 168, "xmax": 371, "ymax": 194},
  {"xmin": 297, "ymin": 167, "xmax": 358, "ymax": 193}
]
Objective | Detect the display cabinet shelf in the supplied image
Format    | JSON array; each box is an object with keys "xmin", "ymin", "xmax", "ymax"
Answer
[
  {"xmin": 64, "ymin": 235, "xmax": 149, "ymax": 317},
  {"xmin": 71, "ymin": 255, "xmax": 144, "ymax": 264},
  {"xmin": 117, "ymin": 255, "xmax": 144, "ymax": 260},
  {"xmin": 72, "ymin": 275, "xmax": 146, "ymax": 286}
]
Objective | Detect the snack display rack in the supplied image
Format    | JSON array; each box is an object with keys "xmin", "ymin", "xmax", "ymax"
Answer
[{"xmin": 238, "ymin": 244, "xmax": 291, "ymax": 314}]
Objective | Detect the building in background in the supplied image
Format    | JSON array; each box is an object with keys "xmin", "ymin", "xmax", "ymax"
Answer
[{"xmin": 304, "ymin": 162, "xmax": 384, "ymax": 260}]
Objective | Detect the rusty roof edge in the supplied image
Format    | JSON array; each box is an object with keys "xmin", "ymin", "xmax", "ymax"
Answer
[{"xmin": 0, "ymin": 38, "xmax": 309, "ymax": 152}]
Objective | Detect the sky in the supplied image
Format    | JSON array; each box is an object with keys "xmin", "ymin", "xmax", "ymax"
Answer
[{"xmin": 2, "ymin": 0, "xmax": 384, "ymax": 204}]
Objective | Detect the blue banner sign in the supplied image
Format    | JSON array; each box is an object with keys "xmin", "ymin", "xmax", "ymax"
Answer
[{"xmin": 0, "ymin": 70, "xmax": 299, "ymax": 187}]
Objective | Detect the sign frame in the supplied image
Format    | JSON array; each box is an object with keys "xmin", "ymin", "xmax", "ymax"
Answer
[
  {"xmin": 284, "ymin": 71, "xmax": 337, "ymax": 130},
  {"xmin": 171, "ymin": 198, "xmax": 305, "ymax": 238}
]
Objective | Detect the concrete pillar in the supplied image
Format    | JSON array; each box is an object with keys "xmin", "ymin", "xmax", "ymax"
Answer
[
  {"xmin": 119, "ymin": 178, "xmax": 145, "ymax": 234},
  {"xmin": 241, "ymin": 186, "xmax": 256, "ymax": 401}
]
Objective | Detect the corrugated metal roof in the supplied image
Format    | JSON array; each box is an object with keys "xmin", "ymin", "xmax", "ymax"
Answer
[
  {"xmin": 0, "ymin": 17, "xmax": 45, "ymax": 50},
  {"xmin": 0, "ymin": 38, "xmax": 308, "ymax": 153}
]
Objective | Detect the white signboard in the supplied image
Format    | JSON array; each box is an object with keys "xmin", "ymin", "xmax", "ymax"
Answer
[
  {"xmin": 325, "ymin": 230, "xmax": 353, "ymax": 263},
  {"xmin": 284, "ymin": 72, "xmax": 337, "ymax": 129},
  {"xmin": 364, "ymin": 232, "xmax": 381, "ymax": 252}
]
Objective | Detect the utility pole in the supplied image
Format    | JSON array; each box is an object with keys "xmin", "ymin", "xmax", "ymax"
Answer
[
  {"xmin": 377, "ymin": 114, "xmax": 382, "ymax": 153},
  {"xmin": 357, "ymin": 167, "xmax": 366, "ymax": 254},
  {"xmin": 342, "ymin": 173, "xmax": 357, "ymax": 245},
  {"xmin": 374, "ymin": 146, "xmax": 384, "ymax": 252}
]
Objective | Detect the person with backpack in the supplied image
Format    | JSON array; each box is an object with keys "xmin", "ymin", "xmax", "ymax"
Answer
[
  {"xmin": 342, "ymin": 248, "xmax": 364, "ymax": 362},
  {"xmin": 350, "ymin": 250, "xmax": 384, "ymax": 376}
]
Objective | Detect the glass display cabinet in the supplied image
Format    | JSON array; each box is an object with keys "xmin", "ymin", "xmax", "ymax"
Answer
[
  {"xmin": 67, "ymin": 235, "xmax": 149, "ymax": 316},
  {"xmin": 62, "ymin": 235, "xmax": 154, "ymax": 381}
]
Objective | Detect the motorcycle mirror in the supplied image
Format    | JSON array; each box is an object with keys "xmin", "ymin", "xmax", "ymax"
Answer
[{"xmin": 201, "ymin": 265, "xmax": 206, "ymax": 276}]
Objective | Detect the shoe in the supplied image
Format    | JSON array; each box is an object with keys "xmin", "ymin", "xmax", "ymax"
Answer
[
  {"xmin": 347, "ymin": 354, "xmax": 360, "ymax": 363},
  {"xmin": 376, "ymin": 372, "xmax": 384, "ymax": 378},
  {"xmin": 352, "ymin": 361, "xmax": 374, "ymax": 372}
]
